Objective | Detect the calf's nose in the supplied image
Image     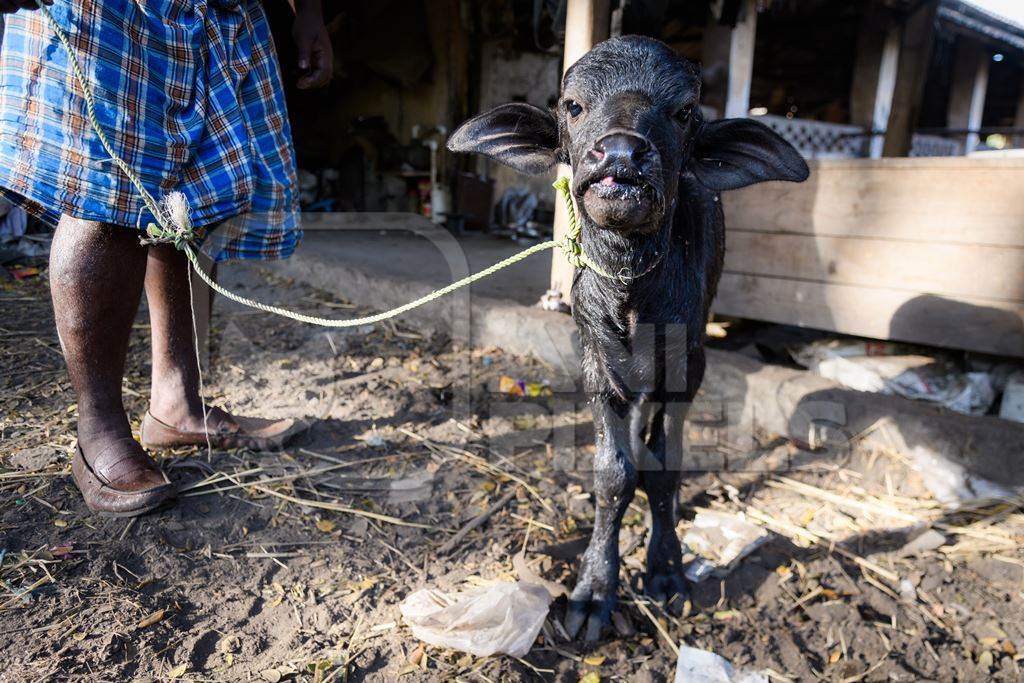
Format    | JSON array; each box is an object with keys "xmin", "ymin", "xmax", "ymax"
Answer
[{"xmin": 591, "ymin": 131, "xmax": 651, "ymax": 166}]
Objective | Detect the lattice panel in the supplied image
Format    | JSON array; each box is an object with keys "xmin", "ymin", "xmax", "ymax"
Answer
[
  {"xmin": 757, "ymin": 115, "xmax": 868, "ymax": 159},
  {"xmin": 910, "ymin": 134, "xmax": 964, "ymax": 157}
]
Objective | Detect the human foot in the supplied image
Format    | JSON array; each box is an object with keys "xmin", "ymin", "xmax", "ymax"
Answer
[
  {"xmin": 140, "ymin": 405, "xmax": 304, "ymax": 451},
  {"xmin": 71, "ymin": 433, "xmax": 175, "ymax": 517}
]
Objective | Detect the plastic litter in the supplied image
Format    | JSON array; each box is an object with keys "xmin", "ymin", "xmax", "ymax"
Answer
[
  {"xmin": 968, "ymin": 357, "xmax": 1023, "ymax": 395},
  {"xmin": 7, "ymin": 265, "xmax": 39, "ymax": 281},
  {"xmin": 897, "ymin": 528, "xmax": 947, "ymax": 557},
  {"xmin": 792, "ymin": 341, "xmax": 995, "ymax": 415},
  {"xmin": 388, "ymin": 471, "xmax": 434, "ymax": 504},
  {"xmin": 360, "ymin": 432, "xmax": 387, "ymax": 448},
  {"xmin": 512, "ymin": 553, "xmax": 568, "ymax": 599},
  {"xmin": 538, "ymin": 288, "xmax": 570, "ymax": 313},
  {"xmin": 0, "ymin": 202, "xmax": 26, "ymax": 241},
  {"xmin": 674, "ymin": 646, "xmax": 767, "ymax": 683},
  {"xmin": 999, "ymin": 373, "xmax": 1024, "ymax": 423},
  {"xmin": 683, "ymin": 511, "xmax": 769, "ymax": 583},
  {"xmin": 912, "ymin": 446, "xmax": 1016, "ymax": 507},
  {"xmin": 498, "ymin": 375, "xmax": 552, "ymax": 398},
  {"xmin": 399, "ymin": 581, "xmax": 552, "ymax": 657}
]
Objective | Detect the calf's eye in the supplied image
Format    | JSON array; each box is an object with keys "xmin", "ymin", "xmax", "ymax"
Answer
[
  {"xmin": 566, "ymin": 100, "xmax": 583, "ymax": 118},
  {"xmin": 675, "ymin": 105, "xmax": 693, "ymax": 123}
]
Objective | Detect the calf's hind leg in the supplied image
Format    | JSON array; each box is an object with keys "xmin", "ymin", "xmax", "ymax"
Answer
[
  {"xmin": 639, "ymin": 402, "xmax": 690, "ymax": 604},
  {"xmin": 566, "ymin": 398, "xmax": 638, "ymax": 641}
]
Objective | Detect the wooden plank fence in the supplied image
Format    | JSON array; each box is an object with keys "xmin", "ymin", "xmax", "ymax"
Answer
[{"xmin": 717, "ymin": 158, "xmax": 1024, "ymax": 357}]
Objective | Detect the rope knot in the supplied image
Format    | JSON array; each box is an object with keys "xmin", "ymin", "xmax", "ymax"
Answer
[
  {"xmin": 552, "ymin": 176, "xmax": 616, "ymax": 279},
  {"xmin": 141, "ymin": 191, "xmax": 196, "ymax": 250},
  {"xmin": 552, "ymin": 176, "xmax": 582, "ymax": 268}
]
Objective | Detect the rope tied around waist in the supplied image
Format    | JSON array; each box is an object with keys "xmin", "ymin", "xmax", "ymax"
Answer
[{"xmin": 139, "ymin": 192, "xmax": 199, "ymax": 250}]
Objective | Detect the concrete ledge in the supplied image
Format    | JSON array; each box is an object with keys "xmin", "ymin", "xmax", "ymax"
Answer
[{"xmin": 704, "ymin": 349, "xmax": 1024, "ymax": 502}]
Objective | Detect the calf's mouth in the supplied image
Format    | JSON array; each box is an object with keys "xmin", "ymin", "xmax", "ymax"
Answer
[{"xmin": 578, "ymin": 169, "xmax": 660, "ymax": 231}]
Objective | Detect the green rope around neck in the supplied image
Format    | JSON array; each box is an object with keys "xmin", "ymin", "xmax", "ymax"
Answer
[
  {"xmin": 552, "ymin": 176, "xmax": 615, "ymax": 280},
  {"xmin": 37, "ymin": 0, "xmax": 613, "ymax": 328}
]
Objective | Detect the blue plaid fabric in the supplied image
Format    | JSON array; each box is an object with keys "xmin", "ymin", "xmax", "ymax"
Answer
[{"xmin": 0, "ymin": 0, "xmax": 301, "ymax": 262}]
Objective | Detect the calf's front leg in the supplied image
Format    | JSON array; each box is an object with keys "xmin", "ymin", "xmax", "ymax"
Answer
[{"xmin": 566, "ymin": 397, "xmax": 638, "ymax": 641}]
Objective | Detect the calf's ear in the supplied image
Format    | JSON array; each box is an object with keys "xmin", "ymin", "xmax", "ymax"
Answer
[
  {"xmin": 448, "ymin": 103, "xmax": 559, "ymax": 176},
  {"xmin": 689, "ymin": 117, "xmax": 809, "ymax": 191}
]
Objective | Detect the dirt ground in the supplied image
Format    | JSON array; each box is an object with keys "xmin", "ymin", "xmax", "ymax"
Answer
[{"xmin": 2, "ymin": 264, "xmax": 1024, "ymax": 682}]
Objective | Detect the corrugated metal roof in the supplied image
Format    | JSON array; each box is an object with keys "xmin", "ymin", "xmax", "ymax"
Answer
[
  {"xmin": 939, "ymin": 0, "xmax": 1024, "ymax": 51},
  {"xmin": 959, "ymin": 1, "xmax": 1024, "ymax": 31}
]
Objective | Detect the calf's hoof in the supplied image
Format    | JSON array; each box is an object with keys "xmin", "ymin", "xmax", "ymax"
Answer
[
  {"xmin": 643, "ymin": 567, "xmax": 690, "ymax": 613},
  {"xmin": 565, "ymin": 563, "xmax": 618, "ymax": 641}
]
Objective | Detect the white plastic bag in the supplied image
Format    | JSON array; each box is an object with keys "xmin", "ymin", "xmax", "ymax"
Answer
[
  {"xmin": 674, "ymin": 646, "xmax": 767, "ymax": 683},
  {"xmin": 792, "ymin": 341, "xmax": 996, "ymax": 415},
  {"xmin": 684, "ymin": 511, "xmax": 769, "ymax": 583},
  {"xmin": 1000, "ymin": 373, "xmax": 1024, "ymax": 423},
  {"xmin": 399, "ymin": 581, "xmax": 551, "ymax": 657}
]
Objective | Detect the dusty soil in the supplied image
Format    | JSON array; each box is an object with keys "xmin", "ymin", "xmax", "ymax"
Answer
[{"xmin": 2, "ymin": 263, "xmax": 1023, "ymax": 682}]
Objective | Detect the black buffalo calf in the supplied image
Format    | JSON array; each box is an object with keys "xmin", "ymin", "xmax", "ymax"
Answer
[{"xmin": 449, "ymin": 35, "xmax": 808, "ymax": 640}]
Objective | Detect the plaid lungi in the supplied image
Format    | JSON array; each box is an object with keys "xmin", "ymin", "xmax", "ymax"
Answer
[{"xmin": 0, "ymin": 0, "xmax": 301, "ymax": 262}]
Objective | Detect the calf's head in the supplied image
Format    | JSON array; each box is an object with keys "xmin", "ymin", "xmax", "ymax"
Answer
[{"xmin": 449, "ymin": 36, "xmax": 808, "ymax": 234}]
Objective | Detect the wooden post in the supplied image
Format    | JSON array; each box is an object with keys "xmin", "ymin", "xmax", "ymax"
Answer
[
  {"xmin": 869, "ymin": 29, "xmax": 902, "ymax": 159},
  {"xmin": 702, "ymin": 0, "xmax": 758, "ymax": 120},
  {"xmin": 1015, "ymin": 77, "xmax": 1024, "ymax": 148},
  {"xmin": 947, "ymin": 39, "xmax": 990, "ymax": 155},
  {"xmin": 724, "ymin": 0, "xmax": 757, "ymax": 119},
  {"xmin": 850, "ymin": 7, "xmax": 901, "ymax": 159},
  {"xmin": 882, "ymin": 0, "xmax": 939, "ymax": 157},
  {"xmin": 549, "ymin": 0, "xmax": 611, "ymax": 304}
]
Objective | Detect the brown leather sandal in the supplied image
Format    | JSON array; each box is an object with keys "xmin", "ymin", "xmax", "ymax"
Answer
[
  {"xmin": 71, "ymin": 438, "xmax": 176, "ymax": 517},
  {"xmin": 139, "ymin": 407, "xmax": 305, "ymax": 451}
]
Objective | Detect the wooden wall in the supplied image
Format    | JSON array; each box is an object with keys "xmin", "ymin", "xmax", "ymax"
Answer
[{"xmin": 717, "ymin": 158, "xmax": 1024, "ymax": 357}]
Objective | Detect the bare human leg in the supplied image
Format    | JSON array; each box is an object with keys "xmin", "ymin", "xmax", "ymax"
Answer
[
  {"xmin": 50, "ymin": 215, "xmax": 174, "ymax": 515},
  {"xmin": 140, "ymin": 243, "xmax": 301, "ymax": 451},
  {"xmin": 145, "ymin": 243, "xmax": 207, "ymax": 431}
]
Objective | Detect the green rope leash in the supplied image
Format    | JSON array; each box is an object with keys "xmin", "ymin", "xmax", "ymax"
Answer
[
  {"xmin": 175, "ymin": 178, "xmax": 612, "ymax": 328},
  {"xmin": 37, "ymin": 2, "xmax": 611, "ymax": 328},
  {"xmin": 192, "ymin": 238, "xmax": 561, "ymax": 327}
]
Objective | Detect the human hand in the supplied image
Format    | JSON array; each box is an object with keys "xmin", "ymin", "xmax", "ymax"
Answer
[{"xmin": 292, "ymin": 0, "xmax": 333, "ymax": 89}]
